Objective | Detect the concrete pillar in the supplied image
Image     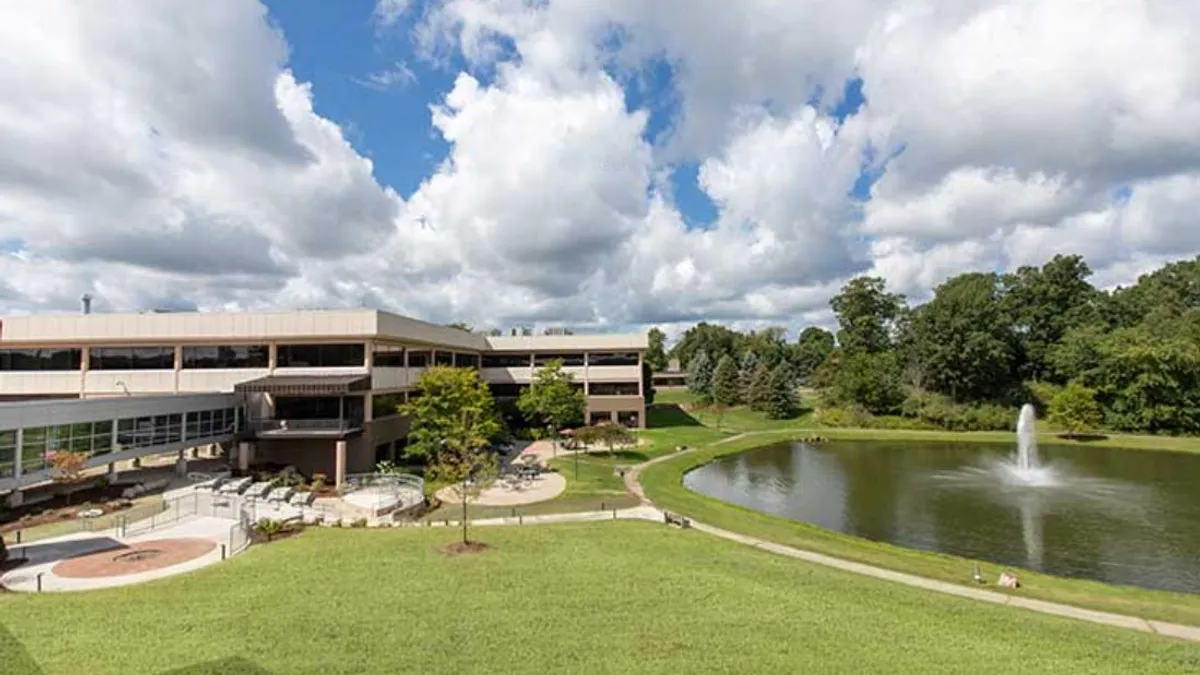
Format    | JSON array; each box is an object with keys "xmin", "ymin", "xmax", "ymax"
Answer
[
  {"xmin": 13, "ymin": 428, "xmax": 23, "ymax": 482},
  {"xmin": 6, "ymin": 490, "xmax": 23, "ymax": 508},
  {"xmin": 238, "ymin": 441, "xmax": 252, "ymax": 472},
  {"xmin": 107, "ymin": 462, "xmax": 119, "ymax": 482},
  {"xmin": 175, "ymin": 449, "xmax": 188, "ymax": 477},
  {"xmin": 335, "ymin": 440, "xmax": 347, "ymax": 489}
]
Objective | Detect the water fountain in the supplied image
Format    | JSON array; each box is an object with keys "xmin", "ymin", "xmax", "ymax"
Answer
[
  {"xmin": 995, "ymin": 404, "xmax": 1059, "ymax": 487},
  {"xmin": 1016, "ymin": 404, "xmax": 1038, "ymax": 471}
]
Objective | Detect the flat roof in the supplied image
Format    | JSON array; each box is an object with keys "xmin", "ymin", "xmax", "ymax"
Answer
[{"xmin": 0, "ymin": 309, "xmax": 645, "ymax": 352}]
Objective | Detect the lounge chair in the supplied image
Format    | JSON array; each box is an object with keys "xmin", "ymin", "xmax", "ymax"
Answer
[
  {"xmin": 219, "ymin": 477, "xmax": 252, "ymax": 495},
  {"xmin": 266, "ymin": 486, "xmax": 294, "ymax": 503},
  {"xmin": 289, "ymin": 491, "xmax": 316, "ymax": 507},
  {"xmin": 243, "ymin": 481, "xmax": 274, "ymax": 499}
]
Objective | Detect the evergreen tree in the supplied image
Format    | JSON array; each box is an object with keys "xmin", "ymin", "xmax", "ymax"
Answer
[
  {"xmin": 746, "ymin": 363, "xmax": 772, "ymax": 411},
  {"xmin": 687, "ymin": 351, "xmax": 715, "ymax": 401},
  {"xmin": 764, "ymin": 365, "xmax": 798, "ymax": 419},
  {"xmin": 711, "ymin": 354, "xmax": 742, "ymax": 406},
  {"xmin": 738, "ymin": 351, "xmax": 758, "ymax": 400}
]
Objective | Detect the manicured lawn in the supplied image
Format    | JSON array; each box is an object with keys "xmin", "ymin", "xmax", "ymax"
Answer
[
  {"xmin": 3, "ymin": 523, "xmax": 1197, "ymax": 675},
  {"xmin": 641, "ymin": 432, "xmax": 1200, "ymax": 626}
]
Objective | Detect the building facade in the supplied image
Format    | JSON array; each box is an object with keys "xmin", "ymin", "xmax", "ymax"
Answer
[{"xmin": 0, "ymin": 310, "xmax": 647, "ymax": 490}]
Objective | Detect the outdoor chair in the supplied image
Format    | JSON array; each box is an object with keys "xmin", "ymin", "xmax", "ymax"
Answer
[
  {"xmin": 243, "ymin": 482, "xmax": 273, "ymax": 499},
  {"xmin": 266, "ymin": 486, "xmax": 294, "ymax": 503}
]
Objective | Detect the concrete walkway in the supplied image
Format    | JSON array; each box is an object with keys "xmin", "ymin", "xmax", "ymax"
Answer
[
  {"xmin": 418, "ymin": 504, "xmax": 664, "ymax": 528},
  {"xmin": 625, "ymin": 442, "xmax": 1200, "ymax": 643}
]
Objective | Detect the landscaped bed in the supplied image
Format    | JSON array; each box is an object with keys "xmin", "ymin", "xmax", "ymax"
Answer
[{"xmin": 1, "ymin": 522, "xmax": 1196, "ymax": 674}]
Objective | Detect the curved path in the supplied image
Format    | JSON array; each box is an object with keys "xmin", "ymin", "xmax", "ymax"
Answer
[{"xmin": 625, "ymin": 435, "xmax": 1200, "ymax": 643}]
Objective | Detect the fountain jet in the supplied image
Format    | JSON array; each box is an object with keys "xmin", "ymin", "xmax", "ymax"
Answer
[{"xmin": 1016, "ymin": 404, "xmax": 1039, "ymax": 471}]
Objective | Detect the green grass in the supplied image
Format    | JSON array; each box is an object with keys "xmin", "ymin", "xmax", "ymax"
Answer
[
  {"xmin": 3, "ymin": 523, "xmax": 1197, "ymax": 675},
  {"xmin": 640, "ymin": 430, "xmax": 1200, "ymax": 626}
]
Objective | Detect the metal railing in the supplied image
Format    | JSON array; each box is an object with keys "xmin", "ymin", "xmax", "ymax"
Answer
[{"xmin": 247, "ymin": 418, "xmax": 363, "ymax": 434}]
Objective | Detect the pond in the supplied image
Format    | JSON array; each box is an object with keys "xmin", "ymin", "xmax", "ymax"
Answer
[{"xmin": 683, "ymin": 440, "xmax": 1200, "ymax": 594}]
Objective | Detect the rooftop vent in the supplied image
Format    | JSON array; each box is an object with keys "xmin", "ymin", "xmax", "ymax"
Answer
[{"xmin": 80, "ymin": 294, "xmax": 93, "ymax": 315}]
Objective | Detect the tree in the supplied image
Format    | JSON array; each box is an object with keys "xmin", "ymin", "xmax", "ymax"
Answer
[
  {"xmin": 746, "ymin": 363, "xmax": 772, "ymax": 411},
  {"xmin": 642, "ymin": 361, "xmax": 656, "ymax": 406},
  {"xmin": 738, "ymin": 351, "xmax": 758, "ymax": 400},
  {"xmin": 1003, "ymin": 254, "xmax": 1101, "ymax": 381},
  {"xmin": 764, "ymin": 365, "xmax": 798, "ymax": 419},
  {"xmin": 906, "ymin": 273, "xmax": 1019, "ymax": 402},
  {"xmin": 400, "ymin": 366, "xmax": 502, "ymax": 462},
  {"xmin": 687, "ymin": 351, "xmax": 715, "ymax": 401},
  {"xmin": 432, "ymin": 428, "xmax": 499, "ymax": 544},
  {"xmin": 1049, "ymin": 382, "xmax": 1103, "ymax": 437},
  {"xmin": 830, "ymin": 277, "xmax": 906, "ymax": 356},
  {"xmin": 518, "ymin": 359, "xmax": 586, "ymax": 451},
  {"xmin": 794, "ymin": 327, "xmax": 835, "ymax": 381},
  {"xmin": 741, "ymin": 327, "xmax": 790, "ymax": 369},
  {"xmin": 575, "ymin": 422, "xmax": 632, "ymax": 454},
  {"xmin": 710, "ymin": 354, "xmax": 741, "ymax": 406},
  {"xmin": 670, "ymin": 322, "xmax": 743, "ymax": 369},
  {"xmin": 446, "ymin": 322, "xmax": 473, "ymax": 332},
  {"xmin": 827, "ymin": 351, "xmax": 905, "ymax": 414},
  {"xmin": 646, "ymin": 328, "xmax": 669, "ymax": 372},
  {"xmin": 46, "ymin": 449, "xmax": 89, "ymax": 505}
]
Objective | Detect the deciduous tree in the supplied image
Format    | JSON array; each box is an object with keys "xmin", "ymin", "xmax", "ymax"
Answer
[
  {"xmin": 1049, "ymin": 382, "xmax": 1103, "ymax": 437},
  {"xmin": 646, "ymin": 328, "xmax": 669, "ymax": 372},
  {"xmin": 401, "ymin": 366, "xmax": 502, "ymax": 462},
  {"xmin": 830, "ymin": 277, "xmax": 906, "ymax": 356},
  {"xmin": 518, "ymin": 359, "xmax": 586, "ymax": 447}
]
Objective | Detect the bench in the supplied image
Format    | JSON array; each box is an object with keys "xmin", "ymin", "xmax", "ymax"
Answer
[{"xmin": 663, "ymin": 511, "xmax": 691, "ymax": 529}]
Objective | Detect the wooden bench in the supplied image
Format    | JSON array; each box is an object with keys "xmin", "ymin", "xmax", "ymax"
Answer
[{"xmin": 663, "ymin": 511, "xmax": 691, "ymax": 529}]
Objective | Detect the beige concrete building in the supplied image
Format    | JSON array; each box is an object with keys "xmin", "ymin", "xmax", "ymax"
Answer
[{"xmin": 0, "ymin": 309, "xmax": 647, "ymax": 488}]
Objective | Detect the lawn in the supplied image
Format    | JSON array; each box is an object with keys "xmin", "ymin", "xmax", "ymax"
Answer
[{"xmin": 3, "ymin": 523, "xmax": 1197, "ymax": 675}]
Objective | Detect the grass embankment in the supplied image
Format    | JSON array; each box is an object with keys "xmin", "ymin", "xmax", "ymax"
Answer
[
  {"xmin": 3, "ymin": 523, "xmax": 1197, "ymax": 675},
  {"xmin": 639, "ymin": 401, "xmax": 1200, "ymax": 626}
]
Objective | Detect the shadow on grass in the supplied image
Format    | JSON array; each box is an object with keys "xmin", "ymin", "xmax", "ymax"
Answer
[
  {"xmin": 647, "ymin": 404, "xmax": 702, "ymax": 429},
  {"xmin": 0, "ymin": 624, "xmax": 276, "ymax": 675}
]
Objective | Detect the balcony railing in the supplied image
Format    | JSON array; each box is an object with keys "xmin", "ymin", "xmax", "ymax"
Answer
[{"xmin": 247, "ymin": 418, "xmax": 363, "ymax": 436}]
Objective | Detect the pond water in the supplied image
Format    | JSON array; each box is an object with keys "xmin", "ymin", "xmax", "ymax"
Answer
[{"xmin": 683, "ymin": 440, "xmax": 1200, "ymax": 594}]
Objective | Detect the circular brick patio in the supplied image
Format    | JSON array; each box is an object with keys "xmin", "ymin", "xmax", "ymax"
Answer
[{"xmin": 52, "ymin": 539, "xmax": 217, "ymax": 579}]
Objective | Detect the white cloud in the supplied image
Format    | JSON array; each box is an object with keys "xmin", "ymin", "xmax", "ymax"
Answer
[
  {"xmin": 356, "ymin": 61, "xmax": 417, "ymax": 91},
  {"xmin": 2, "ymin": 0, "xmax": 1200, "ymax": 337}
]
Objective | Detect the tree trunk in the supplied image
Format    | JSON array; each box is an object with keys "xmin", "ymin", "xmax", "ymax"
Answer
[{"xmin": 461, "ymin": 486, "xmax": 469, "ymax": 544}]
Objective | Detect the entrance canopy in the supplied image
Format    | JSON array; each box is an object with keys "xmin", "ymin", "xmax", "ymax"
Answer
[{"xmin": 234, "ymin": 374, "xmax": 370, "ymax": 397}]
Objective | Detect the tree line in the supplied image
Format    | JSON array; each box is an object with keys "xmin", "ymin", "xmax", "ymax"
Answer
[{"xmin": 650, "ymin": 254, "xmax": 1200, "ymax": 435}]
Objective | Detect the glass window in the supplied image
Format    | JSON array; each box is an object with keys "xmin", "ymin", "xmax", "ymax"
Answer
[
  {"xmin": 588, "ymin": 382, "xmax": 640, "ymax": 396},
  {"xmin": 90, "ymin": 346, "xmax": 173, "ymax": 370},
  {"xmin": 433, "ymin": 351, "xmax": 454, "ymax": 367},
  {"xmin": 481, "ymin": 353, "xmax": 532, "ymax": 368},
  {"xmin": 587, "ymin": 352, "xmax": 639, "ymax": 367},
  {"xmin": 488, "ymin": 383, "xmax": 528, "ymax": 398},
  {"xmin": 0, "ymin": 430, "xmax": 16, "ymax": 479},
  {"xmin": 92, "ymin": 425, "xmax": 113, "ymax": 456},
  {"xmin": 372, "ymin": 393, "xmax": 406, "ymax": 419},
  {"xmin": 69, "ymin": 422, "xmax": 93, "ymax": 453},
  {"xmin": 21, "ymin": 426, "xmax": 48, "ymax": 473},
  {"xmin": 277, "ymin": 343, "xmax": 365, "ymax": 368},
  {"xmin": 0, "ymin": 348, "xmax": 83, "ymax": 371},
  {"xmin": 373, "ymin": 345, "xmax": 406, "ymax": 368},
  {"xmin": 617, "ymin": 411, "xmax": 640, "ymax": 428},
  {"xmin": 182, "ymin": 345, "xmax": 268, "ymax": 369},
  {"xmin": 407, "ymin": 351, "xmax": 429, "ymax": 368},
  {"xmin": 534, "ymin": 353, "xmax": 585, "ymax": 367}
]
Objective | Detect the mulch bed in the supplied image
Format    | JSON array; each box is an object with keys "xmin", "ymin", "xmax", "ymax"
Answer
[
  {"xmin": 441, "ymin": 541, "xmax": 489, "ymax": 556},
  {"xmin": 249, "ymin": 527, "xmax": 304, "ymax": 545},
  {"xmin": 1, "ymin": 486, "xmax": 136, "ymax": 534}
]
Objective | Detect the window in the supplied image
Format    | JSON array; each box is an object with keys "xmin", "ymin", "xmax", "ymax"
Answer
[
  {"xmin": 277, "ymin": 343, "xmax": 365, "ymax": 368},
  {"xmin": 0, "ymin": 348, "xmax": 83, "ymax": 371},
  {"xmin": 433, "ymin": 351, "xmax": 454, "ymax": 367},
  {"xmin": 617, "ymin": 411, "xmax": 641, "ymax": 428},
  {"xmin": 534, "ymin": 353, "xmax": 584, "ymax": 367},
  {"xmin": 407, "ymin": 351, "xmax": 430, "ymax": 368},
  {"xmin": 21, "ymin": 426, "xmax": 48, "ymax": 473},
  {"xmin": 91, "ymin": 346, "xmax": 174, "ymax": 370},
  {"xmin": 488, "ymin": 383, "xmax": 528, "ymax": 398},
  {"xmin": 182, "ymin": 345, "xmax": 268, "ymax": 369},
  {"xmin": 588, "ymin": 352, "xmax": 639, "ymax": 367},
  {"xmin": 588, "ymin": 381, "xmax": 640, "ymax": 396},
  {"xmin": 455, "ymin": 353, "xmax": 480, "ymax": 369},
  {"xmin": 373, "ymin": 345, "xmax": 405, "ymax": 368},
  {"xmin": 481, "ymin": 353, "xmax": 532, "ymax": 368},
  {"xmin": 0, "ymin": 430, "xmax": 16, "ymax": 479},
  {"xmin": 372, "ymin": 392, "xmax": 406, "ymax": 419}
]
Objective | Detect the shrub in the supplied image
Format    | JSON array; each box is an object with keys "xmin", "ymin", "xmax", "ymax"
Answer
[
  {"xmin": 900, "ymin": 391, "xmax": 1014, "ymax": 431},
  {"xmin": 350, "ymin": 518, "xmax": 368, "ymax": 529},
  {"xmin": 310, "ymin": 474, "xmax": 327, "ymax": 492},
  {"xmin": 253, "ymin": 518, "xmax": 284, "ymax": 542},
  {"xmin": 1049, "ymin": 382, "xmax": 1103, "ymax": 437},
  {"xmin": 812, "ymin": 405, "xmax": 876, "ymax": 428}
]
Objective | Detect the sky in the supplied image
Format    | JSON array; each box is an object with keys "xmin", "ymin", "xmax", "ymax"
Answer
[{"xmin": 2, "ymin": 0, "xmax": 1199, "ymax": 339}]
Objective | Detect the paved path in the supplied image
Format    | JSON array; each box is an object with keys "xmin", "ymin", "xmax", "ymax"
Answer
[
  {"xmin": 434, "ymin": 473, "xmax": 566, "ymax": 507},
  {"xmin": 418, "ymin": 504, "xmax": 664, "ymax": 528},
  {"xmin": 625, "ymin": 441, "xmax": 1200, "ymax": 643}
]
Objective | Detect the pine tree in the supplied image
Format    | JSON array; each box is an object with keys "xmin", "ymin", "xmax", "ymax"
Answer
[
  {"xmin": 687, "ymin": 351, "xmax": 714, "ymax": 401},
  {"xmin": 746, "ymin": 363, "xmax": 771, "ymax": 411},
  {"xmin": 738, "ymin": 351, "xmax": 758, "ymax": 401},
  {"xmin": 764, "ymin": 365, "xmax": 798, "ymax": 419},
  {"xmin": 711, "ymin": 354, "xmax": 742, "ymax": 406}
]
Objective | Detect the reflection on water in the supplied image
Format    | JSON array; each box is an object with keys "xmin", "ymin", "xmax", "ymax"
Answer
[{"xmin": 684, "ymin": 441, "xmax": 1200, "ymax": 594}]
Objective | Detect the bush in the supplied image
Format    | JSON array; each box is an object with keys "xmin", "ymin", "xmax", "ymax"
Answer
[
  {"xmin": 812, "ymin": 405, "xmax": 876, "ymax": 428},
  {"xmin": 350, "ymin": 518, "xmax": 368, "ymax": 529},
  {"xmin": 900, "ymin": 391, "xmax": 1014, "ymax": 431},
  {"xmin": 253, "ymin": 518, "xmax": 284, "ymax": 542},
  {"xmin": 1024, "ymin": 381, "xmax": 1063, "ymax": 416},
  {"xmin": 310, "ymin": 474, "xmax": 328, "ymax": 492}
]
